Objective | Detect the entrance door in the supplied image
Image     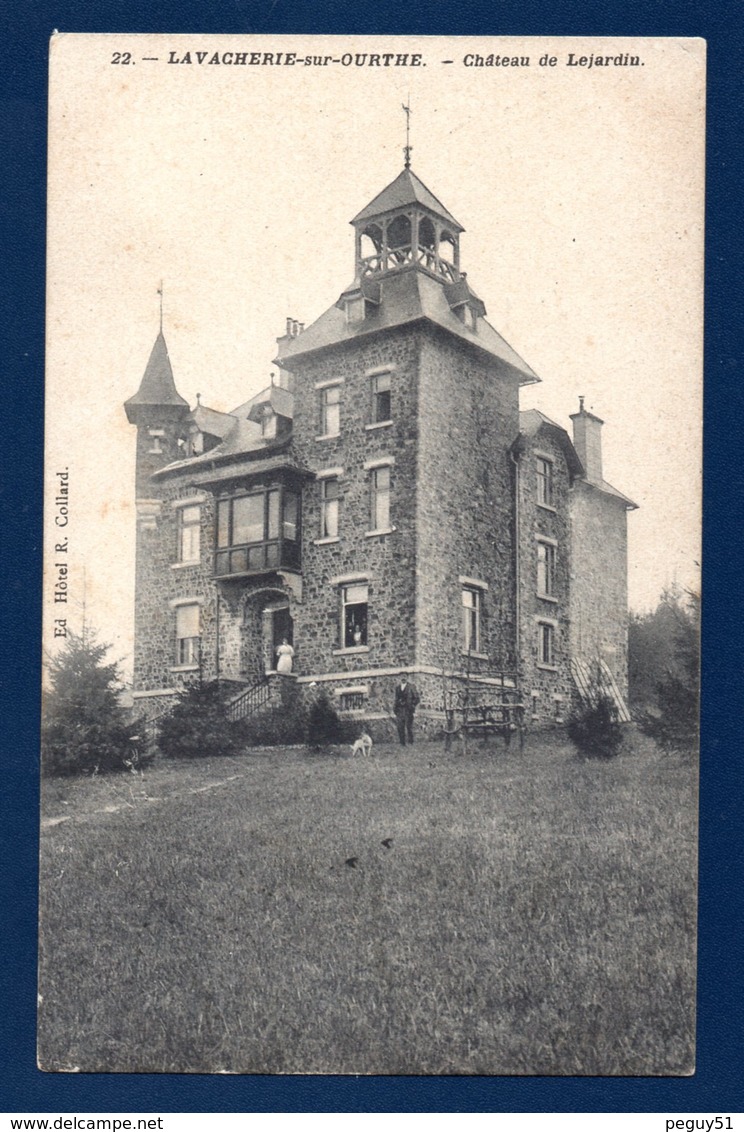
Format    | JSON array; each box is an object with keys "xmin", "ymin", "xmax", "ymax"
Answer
[{"xmin": 272, "ymin": 606, "xmax": 293, "ymax": 657}]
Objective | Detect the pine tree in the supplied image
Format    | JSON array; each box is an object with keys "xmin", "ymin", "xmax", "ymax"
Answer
[
  {"xmin": 640, "ymin": 590, "xmax": 700, "ymax": 751},
  {"xmin": 42, "ymin": 631, "xmax": 137, "ymax": 775}
]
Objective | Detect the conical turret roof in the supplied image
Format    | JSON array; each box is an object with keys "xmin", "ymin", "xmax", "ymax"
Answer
[
  {"xmin": 125, "ymin": 331, "xmax": 189, "ymax": 414},
  {"xmin": 351, "ymin": 168, "xmax": 463, "ymax": 231}
]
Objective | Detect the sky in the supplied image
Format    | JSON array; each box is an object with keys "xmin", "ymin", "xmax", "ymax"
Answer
[{"xmin": 44, "ymin": 34, "xmax": 705, "ymax": 677}]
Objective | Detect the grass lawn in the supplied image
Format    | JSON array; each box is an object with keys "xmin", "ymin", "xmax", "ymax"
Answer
[{"xmin": 38, "ymin": 729, "xmax": 697, "ymax": 1075}]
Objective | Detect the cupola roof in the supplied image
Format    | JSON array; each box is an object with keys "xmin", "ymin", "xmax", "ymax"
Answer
[{"xmin": 352, "ymin": 167, "xmax": 463, "ymax": 231}]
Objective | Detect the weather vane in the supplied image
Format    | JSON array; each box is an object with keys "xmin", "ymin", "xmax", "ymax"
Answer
[
  {"xmin": 402, "ymin": 97, "xmax": 412, "ymax": 169},
  {"xmin": 157, "ymin": 281, "xmax": 164, "ymax": 332}
]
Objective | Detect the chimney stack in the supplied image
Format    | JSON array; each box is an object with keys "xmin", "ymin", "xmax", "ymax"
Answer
[
  {"xmin": 569, "ymin": 397, "xmax": 604, "ymax": 485},
  {"xmin": 276, "ymin": 315, "xmax": 304, "ymax": 358}
]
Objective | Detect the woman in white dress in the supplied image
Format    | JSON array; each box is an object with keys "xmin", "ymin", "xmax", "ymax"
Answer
[{"xmin": 276, "ymin": 637, "xmax": 294, "ymax": 674}]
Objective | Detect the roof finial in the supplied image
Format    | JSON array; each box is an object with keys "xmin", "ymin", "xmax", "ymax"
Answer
[
  {"xmin": 196, "ymin": 392, "xmax": 201, "ymax": 406},
  {"xmin": 402, "ymin": 96, "xmax": 412, "ymax": 169},
  {"xmin": 157, "ymin": 281, "xmax": 164, "ymax": 333},
  {"xmin": 579, "ymin": 395, "xmax": 585, "ymax": 413}
]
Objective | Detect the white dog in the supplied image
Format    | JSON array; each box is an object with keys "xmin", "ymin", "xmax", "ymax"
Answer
[{"xmin": 351, "ymin": 732, "xmax": 373, "ymax": 758}]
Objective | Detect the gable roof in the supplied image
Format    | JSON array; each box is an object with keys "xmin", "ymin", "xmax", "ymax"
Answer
[
  {"xmin": 276, "ymin": 269, "xmax": 539, "ymax": 385},
  {"xmin": 124, "ymin": 332, "xmax": 189, "ymax": 412},
  {"xmin": 351, "ymin": 168, "xmax": 463, "ymax": 231}
]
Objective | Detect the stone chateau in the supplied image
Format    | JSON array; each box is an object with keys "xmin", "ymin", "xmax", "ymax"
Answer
[{"xmin": 125, "ymin": 161, "xmax": 636, "ymax": 732}]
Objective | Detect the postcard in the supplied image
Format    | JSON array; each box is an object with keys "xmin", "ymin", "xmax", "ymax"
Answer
[{"xmin": 40, "ymin": 34, "xmax": 704, "ymax": 1074}]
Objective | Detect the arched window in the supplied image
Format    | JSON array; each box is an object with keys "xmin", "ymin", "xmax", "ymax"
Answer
[
  {"xmin": 419, "ymin": 216, "xmax": 436, "ymax": 250},
  {"xmin": 387, "ymin": 213, "xmax": 412, "ymax": 251},
  {"xmin": 439, "ymin": 230, "xmax": 457, "ymax": 265},
  {"xmin": 360, "ymin": 224, "xmax": 383, "ymax": 260}
]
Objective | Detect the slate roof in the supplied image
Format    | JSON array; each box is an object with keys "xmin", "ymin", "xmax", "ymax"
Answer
[
  {"xmin": 518, "ymin": 409, "xmax": 585, "ymax": 478},
  {"xmin": 232, "ymin": 384, "xmax": 294, "ymax": 422},
  {"xmin": 351, "ymin": 168, "xmax": 463, "ymax": 231},
  {"xmin": 188, "ymin": 403, "xmax": 236, "ymax": 439},
  {"xmin": 276, "ymin": 269, "xmax": 540, "ymax": 385},
  {"xmin": 124, "ymin": 332, "xmax": 189, "ymax": 412},
  {"xmin": 181, "ymin": 451, "xmax": 312, "ymax": 489},
  {"xmin": 519, "ymin": 408, "xmax": 566, "ymax": 436},
  {"xmin": 577, "ymin": 477, "xmax": 639, "ymax": 510}
]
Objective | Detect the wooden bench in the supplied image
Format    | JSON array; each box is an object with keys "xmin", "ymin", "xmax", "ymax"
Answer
[{"xmin": 444, "ymin": 702, "xmax": 525, "ymax": 750}]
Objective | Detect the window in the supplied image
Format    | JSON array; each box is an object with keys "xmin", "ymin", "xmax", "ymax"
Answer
[
  {"xmin": 321, "ymin": 384, "xmax": 341, "ymax": 437},
  {"xmin": 177, "ymin": 505, "xmax": 200, "ymax": 564},
  {"xmin": 462, "ymin": 586, "xmax": 482, "ymax": 654},
  {"xmin": 188, "ymin": 429, "xmax": 204, "ymax": 456},
  {"xmin": 148, "ymin": 428, "xmax": 165, "ymax": 455},
  {"xmin": 283, "ymin": 491, "xmax": 299, "ymax": 541},
  {"xmin": 175, "ymin": 603, "xmax": 200, "ymax": 666},
  {"xmin": 536, "ymin": 457, "xmax": 554, "ymax": 507},
  {"xmin": 215, "ymin": 487, "xmax": 299, "ymax": 576},
  {"xmin": 261, "ymin": 407, "xmax": 277, "ymax": 440},
  {"xmin": 345, "ymin": 295, "xmax": 366, "ymax": 323},
  {"xmin": 537, "ymin": 541, "xmax": 556, "ymax": 597},
  {"xmin": 537, "ymin": 621, "xmax": 555, "ymax": 667},
  {"xmin": 370, "ymin": 466, "xmax": 391, "ymax": 531},
  {"xmin": 321, "ymin": 477, "xmax": 340, "ymax": 539},
  {"xmin": 341, "ymin": 583, "xmax": 368, "ymax": 648},
  {"xmin": 457, "ymin": 304, "xmax": 476, "ymax": 330},
  {"xmin": 340, "ymin": 690, "xmax": 366, "ymax": 711},
  {"xmin": 372, "ymin": 371, "xmax": 392, "ymax": 423}
]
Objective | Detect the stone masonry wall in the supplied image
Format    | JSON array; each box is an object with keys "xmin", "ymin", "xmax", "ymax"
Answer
[
  {"xmin": 288, "ymin": 326, "xmax": 421, "ymax": 680},
  {"xmin": 569, "ymin": 482, "xmax": 630, "ymax": 700},
  {"xmin": 517, "ymin": 432, "xmax": 575, "ymax": 725},
  {"xmin": 416, "ymin": 329, "xmax": 521, "ymax": 678},
  {"xmin": 132, "ymin": 476, "xmax": 218, "ymax": 702}
]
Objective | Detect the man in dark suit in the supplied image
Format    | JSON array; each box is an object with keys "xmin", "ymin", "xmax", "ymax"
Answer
[{"xmin": 393, "ymin": 678, "xmax": 420, "ymax": 746}]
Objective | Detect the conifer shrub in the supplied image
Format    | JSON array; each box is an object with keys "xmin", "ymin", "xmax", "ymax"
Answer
[
  {"xmin": 158, "ymin": 680, "xmax": 239, "ymax": 760},
  {"xmin": 567, "ymin": 694, "xmax": 623, "ymax": 760},
  {"xmin": 306, "ymin": 691, "xmax": 356, "ymax": 749},
  {"xmin": 42, "ymin": 631, "xmax": 138, "ymax": 776}
]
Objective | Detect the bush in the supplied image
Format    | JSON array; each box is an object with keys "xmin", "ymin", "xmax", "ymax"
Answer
[
  {"xmin": 306, "ymin": 691, "xmax": 356, "ymax": 749},
  {"xmin": 158, "ymin": 680, "xmax": 239, "ymax": 760},
  {"xmin": 567, "ymin": 695, "xmax": 623, "ymax": 759},
  {"xmin": 42, "ymin": 631, "xmax": 138, "ymax": 776}
]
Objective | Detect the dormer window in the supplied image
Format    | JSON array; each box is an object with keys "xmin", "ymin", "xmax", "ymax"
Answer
[
  {"xmin": 187, "ymin": 427, "xmax": 204, "ymax": 457},
  {"xmin": 261, "ymin": 406, "xmax": 277, "ymax": 440},
  {"xmin": 456, "ymin": 303, "xmax": 477, "ymax": 331},
  {"xmin": 345, "ymin": 295, "xmax": 366, "ymax": 323}
]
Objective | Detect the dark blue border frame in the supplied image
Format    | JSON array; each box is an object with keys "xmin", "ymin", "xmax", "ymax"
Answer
[{"xmin": 3, "ymin": 0, "xmax": 742, "ymax": 1114}]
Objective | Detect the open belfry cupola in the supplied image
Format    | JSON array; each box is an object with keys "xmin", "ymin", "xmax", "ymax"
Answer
[
  {"xmin": 276, "ymin": 159, "xmax": 538, "ymax": 386},
  {"xmin": 343, "ymin": 166, "xmax": 487, "ymax": 330},
  {"xmin": 352, "ymin": 166, "xmax": 465, "ymax": 284}
]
